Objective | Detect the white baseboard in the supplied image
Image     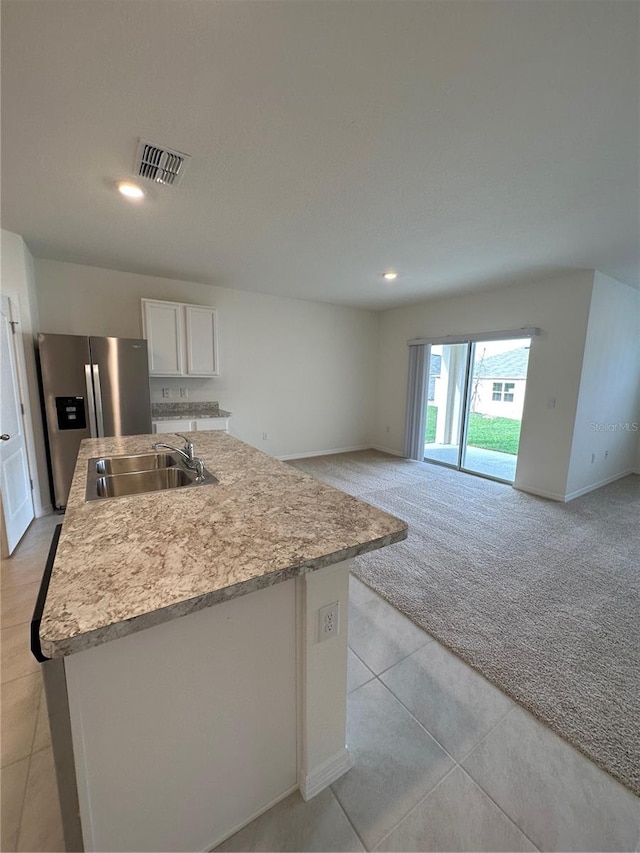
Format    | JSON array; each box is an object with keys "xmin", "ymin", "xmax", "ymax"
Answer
[
  {"xmin": 516, "ymin": 468, "xmax": 638, "ymax": 503},
  {"xmin": 278, "ymin": 445, "xmax": 370, "ymax": 461},
  {"xmin": 279, "ymin": 444, "xmax": 407, "ymax": 461},
  {"xmin": 512, "ymin": 483, "xmax": 566, "ymax": 501},
  {"xmin": 563, "ymin": 468, "xmax": 637, "ymax": 502},
  {"xmin": 298, "ymin": 747, "xmax": 352, "ymax": 802},
  {"xmin": 370, "ymin": 444, "xmax": 404, "ymax": 457},
  {"xmin": 35, "ymin": 504, "xmax": 53, "ymax": 518}
]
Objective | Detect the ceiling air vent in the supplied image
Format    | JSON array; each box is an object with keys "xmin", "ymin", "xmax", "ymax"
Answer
[{"xmin": 135, "ymin": 139, "xmax": 190, "ymax": 187}]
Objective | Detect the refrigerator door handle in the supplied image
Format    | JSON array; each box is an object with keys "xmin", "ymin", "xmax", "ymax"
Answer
[
  {"xmin": 92, "ymin": 364, "xmax": 105, "ymax": 438},
  {"xmin": 84, "ymin": 364, "xmax": 98, "ymax": 438}
]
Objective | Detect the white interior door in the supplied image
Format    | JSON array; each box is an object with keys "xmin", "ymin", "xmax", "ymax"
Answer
[{"xmin": 0, "ymin": 294, "xmax": 34, "ymax": 554}]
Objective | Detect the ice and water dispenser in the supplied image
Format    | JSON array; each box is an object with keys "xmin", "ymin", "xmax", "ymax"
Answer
[{"xmin": 54, "ymin": 396, "xmax": 87, "ymax": 430}]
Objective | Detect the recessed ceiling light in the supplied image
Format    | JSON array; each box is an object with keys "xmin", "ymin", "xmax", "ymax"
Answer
[
  {"xmin": 117, "ymin": 181, "xmax": 145, "ymax": 200},
  {"xmin": 383, "ymin": 271, "xmax": 398, "ymax": 281}
]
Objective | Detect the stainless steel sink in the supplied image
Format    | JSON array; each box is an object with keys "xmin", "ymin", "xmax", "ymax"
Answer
[
  {"xmin": 85, "ymin": 452, "xmax": 218, "ymax": 501},
  {"xmin": 95, "ymin": 452, "xmax": 178, "ymax": 475},
  {"xmin": 96, "ymin": 467, "xmax": 193, "ymax": 498}
]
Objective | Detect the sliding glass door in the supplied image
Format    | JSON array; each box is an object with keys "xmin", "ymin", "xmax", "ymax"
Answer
[
  {"xmin": 461, "ymin": 339, "xmax": 531, "ymax": 481},
  {"xmin": 422, "ymin": 337, "xmax": 531, "ymax": 484},
  {"xmin": 424, "ymin": 343, "xmax": 469, "ymax": 467}
]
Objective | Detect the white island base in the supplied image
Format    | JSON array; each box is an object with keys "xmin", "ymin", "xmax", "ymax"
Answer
[{"xmin": 51, "ymin": 559, "xmax": 352, "ymax": 852}]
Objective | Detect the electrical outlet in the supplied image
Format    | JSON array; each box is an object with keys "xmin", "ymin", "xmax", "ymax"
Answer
[
  {"xmin": 179, "ymin": 387, "xmax": 188, "ymax": 399},
  {"xmin": 604, "ymin": 450, "xmax": 609, "ymax": 459},
  {"xmin": 318, "ymin": 601, "xmax": 340, "ymax": 642},
  {"xmin": 262, "ymin": 432, "xmax": 268, "ymax": 441},
  {"xmin": 591, "ymin": 453, "xmax": 596, "ymax": 464},
  {"xmin": 161, "ymin": 388, "xmax": 170, "ymax": 399}
]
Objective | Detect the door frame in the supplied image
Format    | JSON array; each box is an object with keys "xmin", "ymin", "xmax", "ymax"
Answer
[
  {"xmin": 421, "ymin": 330, "xmax": 539, "ymax": 485},
  {"xmin": 0, "ymin": 293, "xmax": 35, "ymax": 555}
]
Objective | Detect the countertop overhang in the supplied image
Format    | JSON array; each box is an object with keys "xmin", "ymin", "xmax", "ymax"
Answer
[{"xmin": 40, "ymin": 432, "xmax": 408, "ymax": 658}]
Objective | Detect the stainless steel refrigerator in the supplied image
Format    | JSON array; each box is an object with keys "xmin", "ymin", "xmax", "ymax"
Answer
[{"xmin": 38, "ymin": 334, "xmax": 152, "ymax": 509}]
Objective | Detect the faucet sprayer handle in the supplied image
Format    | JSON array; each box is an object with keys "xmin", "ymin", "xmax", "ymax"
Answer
[{"xmin": 175, "ymin": 433, "xmax": 194, "ymax": 458}]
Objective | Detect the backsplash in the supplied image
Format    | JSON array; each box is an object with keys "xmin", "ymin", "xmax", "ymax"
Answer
[{"xmin": 151, "ymin": 401, "xmax": 227, "ymax": 418}]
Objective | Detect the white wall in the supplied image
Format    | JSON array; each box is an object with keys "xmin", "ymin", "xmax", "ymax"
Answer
[
  {"xmin": 565, "ymin": 272, "xmax": 640, "ymax": 498},
  {"xmin": 1, "ymin": 230, "xmax": 51, "ymax": 515},
  {"xmin": 373, "ymin": 271, "xmax": 595, "ymax": 499},
  {"xmin": 34, "ymin": 259, "xmax": 379, "ymax": 460},
  {"xmin": 470, "ymin": 378, "xmax": 526, "ymax": 420}
]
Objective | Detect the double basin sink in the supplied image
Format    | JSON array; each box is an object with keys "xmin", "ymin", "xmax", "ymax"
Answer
[{"xmin": 85, "ymin": 451, "xmax": 218, "ymax": 501}]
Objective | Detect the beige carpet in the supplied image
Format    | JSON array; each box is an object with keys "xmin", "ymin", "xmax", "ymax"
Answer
[{"xmin": 289, "ymin": 451, "xmax": 640, "ymax": 797}]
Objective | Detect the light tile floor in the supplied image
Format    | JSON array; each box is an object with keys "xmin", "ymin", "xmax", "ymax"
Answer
[
  {"xmin": 1, "ymin": 513, "xmax": 64, "ymax": 853},
  {"xmin": 2, "ymin": 516, "xmax": 639, "ymax": 852},
  {"xmin": 220, "ymin": 577, "xmax": 640, "ymax": 853}
]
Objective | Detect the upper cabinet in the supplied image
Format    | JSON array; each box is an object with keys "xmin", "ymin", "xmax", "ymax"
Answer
[
  {"xmin": 142, "ymin": 300, "xmax": 184, "ymax": 375},
  {"xmin": 141, "ymin": 299, "xmax": 219, "ymax": 377},
  {"xmin": 184, "ymin": 306, "xmax": 218, "ymax": 376}
]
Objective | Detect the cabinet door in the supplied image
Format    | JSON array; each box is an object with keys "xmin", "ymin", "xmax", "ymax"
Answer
[
  {"xmin": 194, "ymin": 418, "xmax": 228, "ymax": 432},
  {"xmin": 142, "ymin": 301, "xmax": 184, "ymax": 376},
  {"xmin": 153, "ymin": 420, "xmax": 194, "ymax": 435},
  {"xmin": 185, "ymin": 306, "xmax": 218, "ymax": 376}
]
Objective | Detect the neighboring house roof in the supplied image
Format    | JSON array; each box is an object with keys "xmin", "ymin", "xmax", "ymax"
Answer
[{"xmin": 475, "ymin": 346, "xmax": 530, "ymax": 379}]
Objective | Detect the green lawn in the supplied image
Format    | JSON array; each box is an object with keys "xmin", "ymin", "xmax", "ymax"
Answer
[
  {"xmin": 425, "ymin": 406, "xmax": 522, "ymax": 455},
  {"xmin": 425, "ymin": 405, "xmax": 438, "ymax": 443}
]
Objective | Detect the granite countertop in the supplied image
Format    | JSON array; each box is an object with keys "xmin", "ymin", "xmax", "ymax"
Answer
[
  {"xmin": 40, "ymin": 432, "xmax": 407, "ymax": 658},
  {"xmin": 151, "ymin": 402, "xmax": 231, "ymax": 421}
]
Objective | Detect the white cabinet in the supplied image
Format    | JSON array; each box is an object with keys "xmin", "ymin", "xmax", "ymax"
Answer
[
  {"xmin": 185, "ymin": 306, "xmax": 217, "ymax": 376},
  {"xmin": 153, "ymin": 417, "xmax": 229, "ymax": 434},
  {"xmin": 142, "ymin": 301, "xmax": 183, "ymax": 376},
  {"xmin": 142, "ymin": 299, "xmax": 218, "ymax": 377},
  {"xmin": 193, "ymin": 417, "xmax": 229, "ymax": 431},
  {"xmin": 152, "ymin": 419, "xmax": 188, "ymax": 434}
]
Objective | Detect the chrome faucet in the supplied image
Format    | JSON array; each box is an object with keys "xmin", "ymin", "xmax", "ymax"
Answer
[{"xmin": 152, "ymin": 434, "xmax": 205, "ymax": 481}]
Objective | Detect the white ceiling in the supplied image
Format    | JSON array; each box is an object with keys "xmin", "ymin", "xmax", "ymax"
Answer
[{"xmin": 2, "ymin": 0, "xmax": 638, "ymax": 310}]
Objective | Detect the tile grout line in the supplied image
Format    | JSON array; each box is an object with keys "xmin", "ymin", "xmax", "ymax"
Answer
[
  {"xmin": 1, "ymin": 618, "xmax": 41, "ymax": 688},
  {"xmin": 29, "ymin": 677, "xmax": 45, "ymax": 754},
  {"xmin": 350, "ymin": 666, "xmax": 541, "ymax": 851},
  {"xmin": 0, "ymin": 665, "xmax": 41, "ymax": 691},
  {"xmin": 369, "ymin": 675, "xmax": 459, "ymax": 766},
  {"xmin": 365, "ymin": 669, "xmax": 540, "ymax": 850},
  {"xmin": 372, "ymin": 763, "xmax": 461, "ymax": 851},
  {"xmin": 457, "ymin": 765, "xmax": 542, "ymax": 852},
  {"xmin": 355, "ymin": 606, "xmax": 639, "ymax": 842},
  {"xmin": 14, "ymin": 742, "xmax": 35, "ymax": 851},
  {"xmin": 455, "ymin": 703, "xmax": 517, "ymax": 765},
  {"xmin": 347, "ymin": 644, "xmax": 376, "ymax": 677},
  {"xmin": 454, "ymin": 708, "xmax": 548, "ymax": 852},
  {"xmin": 341, "ymin": 676, "xmax": 461, "ymax": 851},
  {"xmin": 348, "ymin": 609, "xmax": 436, "ymax": 682},
  {"xmin": 370, "ymin": 634, "xmax": 435, "ymax": 681},
  {"xmin": 328, "ymin": 784, "xmax": 369, "ymax": 852},
  {"xmin": 3, "ymin": 515, "xmax": 57, "ymax": 852},
  {"xmin": 8, "ymin": 660, "xmax": 44, "ymax": 851}
]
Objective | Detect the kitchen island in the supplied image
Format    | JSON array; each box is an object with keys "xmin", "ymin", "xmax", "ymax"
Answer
[{"xmin": 40, "ymin": 431, "xmax": 407, "ymax": 852}]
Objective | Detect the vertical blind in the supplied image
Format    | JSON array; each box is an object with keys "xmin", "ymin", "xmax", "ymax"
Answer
[{"xmin": 403, "ymin": 344, "xmax": 428, "ymax": 460}]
